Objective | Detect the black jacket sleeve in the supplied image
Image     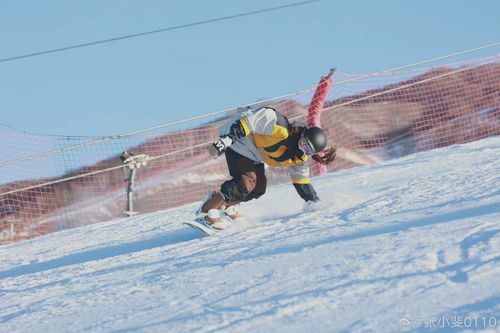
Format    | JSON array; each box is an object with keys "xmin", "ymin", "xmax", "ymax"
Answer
[{"xmin": 293, "ymin": 183, "xmax": 319, "ymax": 202}]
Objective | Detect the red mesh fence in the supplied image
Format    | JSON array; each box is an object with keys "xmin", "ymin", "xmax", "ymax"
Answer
[{"xmin": 1, "ymin": 55, "xmax": 499, "ymax": 245}]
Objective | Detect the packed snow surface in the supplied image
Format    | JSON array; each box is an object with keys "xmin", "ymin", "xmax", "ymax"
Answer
[{"xmin": 1, "ymin": 137, "xmax": 499, "ymax": 333}]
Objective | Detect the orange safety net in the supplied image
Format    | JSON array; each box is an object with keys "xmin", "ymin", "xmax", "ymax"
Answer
[{"xmin": 1, "ymin": 56, "xmax": 499, "ymax": 245}]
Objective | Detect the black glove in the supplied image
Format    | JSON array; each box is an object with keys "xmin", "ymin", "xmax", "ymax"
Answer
[{"xmin": 208, "ymin": 136, "xmax": 233, "ymax": 156}]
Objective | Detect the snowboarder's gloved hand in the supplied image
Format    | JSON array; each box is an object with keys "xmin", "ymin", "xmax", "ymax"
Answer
[
  {"xmin": 209, "ymin": 136, "xmax": 233, "ymax": 156},
  {"xmin": 303, "ymin": 199, "xmax": 324, "ymax": 212}
]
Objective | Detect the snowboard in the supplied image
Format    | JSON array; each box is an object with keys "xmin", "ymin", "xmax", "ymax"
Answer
[{"xmin": 184, "ymin": 220, "xmax": 217, "ymax": 236}]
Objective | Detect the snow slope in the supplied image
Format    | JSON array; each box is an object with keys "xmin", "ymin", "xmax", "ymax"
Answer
[{"xmin": 1, "ymin": 137, "xmax": 499, "ymax": 333}]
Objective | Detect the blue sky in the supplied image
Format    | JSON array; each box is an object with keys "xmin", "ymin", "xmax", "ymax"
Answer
[{"xmin": 0, "ymin": 0, "xmax": 498, "ymax": 137}]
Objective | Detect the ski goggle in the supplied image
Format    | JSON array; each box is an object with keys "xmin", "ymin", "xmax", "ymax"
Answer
[{"xmin": 298, "ymin": 136, "xmax": 314, "ymax": 156}]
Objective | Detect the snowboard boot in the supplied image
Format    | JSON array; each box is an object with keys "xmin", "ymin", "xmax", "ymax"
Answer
[
  {"xmin": 197, "ymin": 191, "xmax": 228, "ymax": 229},
  {"xmin": 223, "ymin": 201, "xmax": 244, "ymax": 220}
]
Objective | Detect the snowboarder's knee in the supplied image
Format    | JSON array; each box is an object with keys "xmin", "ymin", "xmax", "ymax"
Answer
[
  {"xmin": 244, "ymin": 173, "xmax": 266, "ymax": 201},
  {"xmin": 244, "ymin": 190, "xmax": 265, "ymax": 201}
]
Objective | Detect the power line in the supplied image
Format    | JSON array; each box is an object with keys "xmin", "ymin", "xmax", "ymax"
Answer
[
  {"xmin": 0, "ymin": 122, "xmax": 27, "ymax": 134},
  {"xmin": 0, "ymin": 0, "xmax": 323, "ymax": 64},
  {"xmin": 0, "ymin": 122, "xmax": 89, "ymax": 138}
]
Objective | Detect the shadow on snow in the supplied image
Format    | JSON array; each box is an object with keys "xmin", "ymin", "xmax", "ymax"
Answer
[{"xmin": 0, "ymin": 228, "xmax": 201, "ymax": 280}]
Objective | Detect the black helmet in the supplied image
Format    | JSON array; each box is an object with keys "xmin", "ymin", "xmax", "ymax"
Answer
[{"xmin": 299, "ymin": 127, "xmax": 327, "ymax": 155}]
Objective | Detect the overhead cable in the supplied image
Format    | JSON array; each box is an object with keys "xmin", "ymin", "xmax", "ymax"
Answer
[{"xmin": 0, "ymin": 0, "xmax": 323, "ymax": 64}]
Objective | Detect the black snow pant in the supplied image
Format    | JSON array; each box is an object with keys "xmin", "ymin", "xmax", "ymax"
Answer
[{"xmin": 220, "ymin": 148, "xmax": 267, "ymax": 203}]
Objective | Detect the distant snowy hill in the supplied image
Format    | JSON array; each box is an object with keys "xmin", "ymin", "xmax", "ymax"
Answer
[{"xmin": 1, "ymin": 136, "xmax": 499, "ymax": 333}]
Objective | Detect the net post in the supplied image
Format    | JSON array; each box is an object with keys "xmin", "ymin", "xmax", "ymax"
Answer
[{"xmin": 121, "ymin": 151, "xmax": 150, "ymax": 217}]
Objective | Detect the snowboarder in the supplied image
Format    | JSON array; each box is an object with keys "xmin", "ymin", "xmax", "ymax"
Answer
[{"xmin": 197, "ymin": 106, "xmax": 336, "ymax": 230}]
